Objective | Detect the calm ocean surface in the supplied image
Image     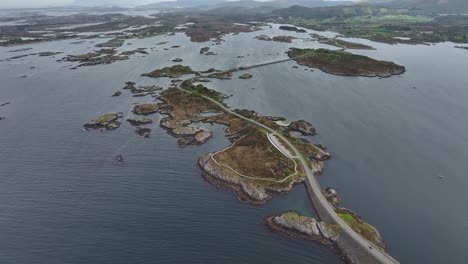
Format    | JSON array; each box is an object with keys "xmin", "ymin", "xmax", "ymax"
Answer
[{"xmin": 1, "ymin": 25, "xmax": 467, "ymax": 264}]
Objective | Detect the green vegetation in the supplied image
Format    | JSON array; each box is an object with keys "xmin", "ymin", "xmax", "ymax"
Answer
[
  {"xmin": 95, "ymin": 113, "xmax": 118, "ymax": 124},
  {"xmin": 290, "ymin": 48, "xmax": 365, "ymax": 62},
  {"xmin": 124, "ymin": 25, "xmax": 174, "ymax": 39},
  {"xmin": 280, "ymin": 4, "xmax": 468, "ymax": 44},
  {"xmin": 288, "ymin": 48, "xmax": 405, "ymax": 77},
  {"xmin": 184, "ymin": 83, "xmax": 225, "ymax": 102},
  {"xmin": 283, "ymin": 211, "xmax": 308, "ymax": 222},
  {"xmin": 272, "ymin": 36, "xmax": 297, "ymax": 43},
  {"xmin": 337, "ymin": 209, "xmax": 383, "ymax": 247},
  {"xmin": 142, "ymin": 65, "xmax": 195, "ymax": 78}
]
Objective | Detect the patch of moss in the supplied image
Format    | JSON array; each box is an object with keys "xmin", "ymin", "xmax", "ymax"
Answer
[
  {"xmin": 95, "ymin": 113, "xmax": 118, "ymax": 124},
  {"xmin": 337, "ymin": 210, "xmax": 382, "ymax": 247}
]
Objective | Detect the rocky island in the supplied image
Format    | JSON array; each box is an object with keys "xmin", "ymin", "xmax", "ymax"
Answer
[
  {"xmin": 255, "ymin": 35, "xmax": 297, "ymax": 43},
  {"xmin": 62, "ymin": 49, "xmax": 129, "ymax": 67},
  {"xmin": 132, "ymin": 104, "xmax": 159, "ymax": 115},
  {"xmin": 265, "ymin": 211, "xmax": 338, "ymax": 244},
  {"xmin": 83, "ymin": 113, "xmax": 123, "ymax": 131},
  {"xmin": 239, "ymin": 73, "xmax": 253, "ymax": 79},
  {"xmin": 142, "ymin": 65, "xmax": 195, "ymax": 78},
  {"xmin": 309, "ymin": 33, "xmax": 375, "ymax": 50},
  {"xmin": 288, "ymin": 48, "xmax": 406, "ymax": 77},
  {"xmin": 127, "ymin": 118, "xmax": 153, "ymax": 126},
  {"xmin": 153, "ymin": 79, "xmax": 330, "ymax": 203},
  {"xmin": 279, "ymin": 25, "xmax": 307, "ymax": 33}
]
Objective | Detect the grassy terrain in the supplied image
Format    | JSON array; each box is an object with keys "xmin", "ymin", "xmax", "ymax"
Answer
[
  {"xmin": 185, "ymin": 83, "xmax": 225, "ymax": 102},
  {"xmin": 288, "ymin": 48, "xmax": 405, "ymax": 77},
  {"xmin": 142, "ymin": 65, "xmax": 194, "ymax": 78},
  {"xmin": 337, "ymin": 209, "xmax": 383, "ymax": 247},
  {"xmin": 95, "ymin": 113, "xmax": 118, "ymax": 124},
  {"xmin": 215, "ymin": 129, "xmax": 296, "ymax": 181},
  {"xmin": 283, "ymin": 7, "xmax": 468, "ymax": 44},
  {"xmin": 290, "ymin": 48, "xmax": 366, "ymax": 62}
]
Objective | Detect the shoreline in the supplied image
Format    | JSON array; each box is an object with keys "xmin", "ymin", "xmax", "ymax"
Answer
[{"xmin": 264, "ymin": 213, "xmax": 354, "ymax": 264}]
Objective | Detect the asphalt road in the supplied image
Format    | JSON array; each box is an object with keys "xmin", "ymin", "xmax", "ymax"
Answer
[{"xmin": 176, "ymin": 60, "xmax": 399, "ymax": 264}]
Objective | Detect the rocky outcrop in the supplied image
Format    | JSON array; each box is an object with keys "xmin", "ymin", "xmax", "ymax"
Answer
[
  {"xmin": 288, "ymin": 120, "xmax": 316, "ymax": 136},
  {"xmin": 177, "ymin": 130, "xmax": 213, "ymax": 147},
  {"xmin": 132, "ymin": 104, "xmax": 159, "ymax": 115},
  {"xmin": 135, "ymin": 127, "xmax": 151, "ymax": 138},
  {"xmin": 83, "ymin": 113, "xmax": 123, "ymax": 131},
  {"xmin": 200, "ymin": 47, "xmax": 210, "ymax": 54},
  {"xmin": 62, "ymin": 48, "xmax": 129, "ymax": 67},
  {"xmin": 194, "ymin": 131, "xmax": 212, "ymax": 144},
  {"xmin": 255, "ymin": 35, "xmax": 272, "ymax": 41},
  {"xmin": 95, "ymin": 38, "xmax": 124, "ymax": 48},
  {"xmin": 265, "ymin": 211, "xmax": 339, "ymax": 244},
  {"xmin": 279, "ymin": 25, "xmax": 306, "ymax": 33},
  {"xmin": 120, "ymin": 48, "xmax": 148, "ymax": 56},
  {"xmin": 323, "ymin": 187, "xmax": 342, "ymax": 208},
  {"xmin": 142, "ymin": 65, "xmax": 194, "ymax": 78},
  {"xmin": 199, "ymin": 154, "xmax": 271, "ymax": 204},
  {"xmin": 112, "ymin": 91, "xmax": 122, "ymax": 97},
  {"xmin": 123, "ymin": 81, "xmax": 136, "ymax": 90},
  {"xmin": 198, "ymin": 153, "xmax": 305, "ymax": 204},
  {"xmin": 127, "ymin": 118, "xmax": 153, "ymax": 126},
  {"xmin": 239, "ymin": 73, "xmax": 253, "ymax": 79},
  {"xmin": 38, "ymin": 52, "xmax": 63, "ymax": 57}
]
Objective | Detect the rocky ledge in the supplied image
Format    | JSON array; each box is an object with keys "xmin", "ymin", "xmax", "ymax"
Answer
[
  {"xmin": 83, "ymin": 113, "xmax": 123, "ymax": 131},
  {"xmin": 239, "ymin": 73, "xmax": 253, "ymax": 79},
  {"xmin": 135, "ymin": 127, "xmax": 151, "ymax": 138},
  {"xmin": 265, "ymin": 211, "xmax": 339, "ymax": 244},
  {"xmin": 127, "ymin": 118, "xmax": 153, "ymax": 126},
  {"xmin": 266, "ymin": 211, "xmax": 365, "ymax": 263},
  {"xmin": 198, "ymin": 154, "xmax": 304, "ymax": 204},
  {"xmin": 279, "ymin": 26, "xmax": 307, "ymax": 33},
  {"xmin": 288, "ymin": 120, "xmax": 316, "ymax": 136},
  {"xmin": 177, "ymin": 130, "xmax": 213, "ymax": 147},
  {"xmin": 132, "ymin": 104, "xmax": 159, "ymax": 115}
]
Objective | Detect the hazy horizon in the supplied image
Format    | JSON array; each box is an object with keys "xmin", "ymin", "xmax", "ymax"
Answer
[{"xmin": 0, "ymin": 0, "xmax": 356, "ymax": 8}]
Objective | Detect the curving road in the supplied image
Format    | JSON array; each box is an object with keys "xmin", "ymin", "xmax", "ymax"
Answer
[{"xmin": 175, "ymin": 59, "xmax": 399, "ymax": 264}]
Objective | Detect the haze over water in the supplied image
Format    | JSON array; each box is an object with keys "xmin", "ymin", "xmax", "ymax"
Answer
[{"xmin": 0, "ymin": 25, "xmax": 467, "ymax": 264}]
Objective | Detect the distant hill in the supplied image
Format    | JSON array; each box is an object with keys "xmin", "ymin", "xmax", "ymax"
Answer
[
  {"xmin": 139, "ymin": 0, "xmax": 352, "ymax": 9},
  {"xmin": 383, "ymin": 0, "xmax": 468, "ymax": 13},
  {"xmin": 272, "ymin": 4, "xmax": 386, "ymax": 18},
  {"xmin": 74, "ymin": 0, "xmax": 161, "ymax": 6}
]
